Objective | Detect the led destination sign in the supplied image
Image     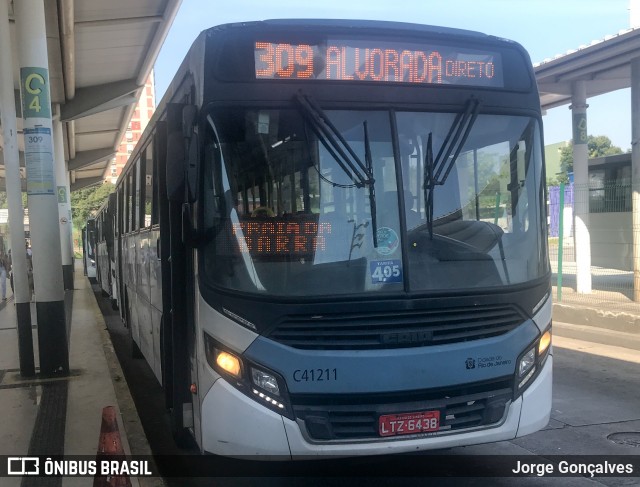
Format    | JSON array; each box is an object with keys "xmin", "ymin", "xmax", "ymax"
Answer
[
  {"xmin": 223, "ymin": 218, "xmax": 333, "ymax": 257},
  {"xmin": 255, "ymin": 40, "xmax": 504, "ymax": 87}
]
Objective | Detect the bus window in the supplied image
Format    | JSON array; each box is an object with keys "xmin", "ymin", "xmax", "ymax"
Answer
[
  {"xmin": 125, "ymin": 172, "xmax": 131, "ymax": 233},
  {"xmin": 134, "ymin": 157, "xmax": 142, "ymax": 231},
  {"xmin": 202, "ymin": 107, "xmax": 397, "ymax": 296},
  {"xmin": 396, "ymin": 112, "xmax": 545, "ymax": 290},
  {"xmin": 116, "ymin": 186, "xmax": 122, "ymax": 236},
  {"xmin": 145, "ymin": 144, "xmax": 154, "ymax": 227}
]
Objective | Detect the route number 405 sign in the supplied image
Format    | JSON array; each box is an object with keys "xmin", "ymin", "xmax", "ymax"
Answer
[{"xmin": 370, "ymin": 260, "xmax": 403, "ymax": 284}]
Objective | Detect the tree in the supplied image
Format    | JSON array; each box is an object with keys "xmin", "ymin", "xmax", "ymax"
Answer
[
  {"xmin": 71, "ymin": 182, "xmax": 114, "ymax": 230},
  {"xmin": 2, "ymin": 183, "xmax": 112, "ymax": 230},
  {"xmin": 557, "ymin": 135, "xmax": 623, "ymax": 184},
  {"xmin": 0, "ymin": 191, "xmax": 29, "ymax": 209}
]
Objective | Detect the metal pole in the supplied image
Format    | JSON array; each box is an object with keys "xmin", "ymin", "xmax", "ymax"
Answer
[
  {"xmin": 557, "ymin": 183, "xmax": 565, "ymax": 302},
  {"xmin": 15, "ymin": 0, "xmax": 69, "ymax": 376},
  {"xmin": 0, "ymin": 0, "xmax": 35, "ymax": 377},
  {"xmin": 67, "ymin": 171, "xmax": 74, "ymax": 265},
  {"xmin": 53, "ymin": 116, "xmax": 74, "ymax": 289},
  {"xmin": 631, "ymin": 58, "xmax": 640, "ymax": 302},
  {"xmin": 570, "ymin": 80, "xmax": 592, "ymax": 294}
]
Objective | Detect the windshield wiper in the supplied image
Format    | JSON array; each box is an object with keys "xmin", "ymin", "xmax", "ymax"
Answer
[
  {"xmin": 295, "ymin": 92, "xmax": 371, "ymax": 186},
  {"xmin": 295, "ymin": 92, "xmax": 378, "ymax": 247},
  {"xmin": 363, "ymin": 120, "xmax": 378, "ymax": 247},
  {"xmin": 423, "ymin": 97, "xmax": 480, "ymax": 239},
  {"xmin": 423, "ymin": 132, "xmax": 434, "ymax": 239}
]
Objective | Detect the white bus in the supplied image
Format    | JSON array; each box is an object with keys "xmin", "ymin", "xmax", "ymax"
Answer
[{"xmin": 105, "ymin": 19, "xmax": 552, "ymax": 458}]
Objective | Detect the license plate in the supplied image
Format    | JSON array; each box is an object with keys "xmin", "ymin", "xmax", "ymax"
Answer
[{"xmin": 378, "ymin": 410, "xmax": 440, "ymax": 437}]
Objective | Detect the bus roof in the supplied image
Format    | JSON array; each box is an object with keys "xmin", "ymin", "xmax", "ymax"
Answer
[{"xmin": 202, "ymin": 18, "xmax": 521, "ymax": 47}]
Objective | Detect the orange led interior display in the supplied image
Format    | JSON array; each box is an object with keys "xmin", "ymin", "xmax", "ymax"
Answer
[
  {"xmin": 231, "ymin": 219, "xmax": 332, "ymax": 255},
  {"xmin": 255, "ymin": 40, "xmax": 503, "ymax": 87}
]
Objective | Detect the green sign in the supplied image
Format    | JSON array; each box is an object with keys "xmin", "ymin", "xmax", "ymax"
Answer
[
  {"xmin": 20, "ymin": 67, "xmax": 51, "ymax": 119},
  {"xmin": 572, "ymin": 113, "xmax": 587, "ymax": 145},
  {"xmin": 57, "ymin": 186, "xmax": 67, "ymax": 203}
]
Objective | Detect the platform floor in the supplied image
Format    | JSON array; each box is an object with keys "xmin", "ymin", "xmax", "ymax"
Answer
[{"xmin": 0, "ymin": 262, "xmax": 155, "ymax": 487}]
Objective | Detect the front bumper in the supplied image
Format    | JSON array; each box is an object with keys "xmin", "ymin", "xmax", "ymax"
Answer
[{"xmin": 200, "ymin": 355, "xmax": 553, "ymax": 459}]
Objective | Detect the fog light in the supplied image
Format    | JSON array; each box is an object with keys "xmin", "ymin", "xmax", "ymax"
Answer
[
  {"xmin": 216, "ymin": 351, "xmax": 242, "ymax": 378},
  {"xmin": 252, "ymin": 368, "xmax": 280, "ymax": 396}
]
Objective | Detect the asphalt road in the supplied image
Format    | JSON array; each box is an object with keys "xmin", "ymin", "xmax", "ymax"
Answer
[{"xmin": 92, "ymin": 285, "xmax": 640, "ymax": 487}]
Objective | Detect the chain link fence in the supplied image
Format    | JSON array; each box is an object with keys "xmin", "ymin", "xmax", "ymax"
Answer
[{"xmin": 548, "ymin": 182, "xmax": 638, "ymax": 309}]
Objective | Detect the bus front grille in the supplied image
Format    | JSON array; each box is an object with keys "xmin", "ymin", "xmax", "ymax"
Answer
[
  {"xmin": 267, "ymin": 305, "xmax": 524, "ymax": 350},
  {"xmin": 291, "ymin": 377, "xmax": 513, "ymax": 441}
]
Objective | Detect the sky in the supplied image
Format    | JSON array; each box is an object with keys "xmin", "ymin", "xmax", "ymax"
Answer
[{"xmin": 153, "ymin": 0, "xmax": 634, "ymax": 150}]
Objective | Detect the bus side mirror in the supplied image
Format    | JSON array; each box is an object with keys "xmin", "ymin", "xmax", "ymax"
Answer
[
  {"xmin": 182, "ymin": 105, "xmax": 197, "ymax": 137},
  {"xmin": 186, "ymin": 127, "xmax": 199, "ymax": 203},
  {"xmin": 166, "ymin": 103, "xmax": 199, "ymax": 203},
  {"xmin": 183, "ymin": 104, "xmax": 199, "ymax": 201}
]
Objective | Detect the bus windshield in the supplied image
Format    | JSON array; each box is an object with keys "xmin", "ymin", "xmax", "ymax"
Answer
[{"xmin": 202, "ymin": 106, "xmax": 547, "ymax": 296}]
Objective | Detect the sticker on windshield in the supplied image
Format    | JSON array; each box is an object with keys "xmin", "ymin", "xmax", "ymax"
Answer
[
  {"xmin": 370, "ymin": 260, "xmax": 403, "ymax": 284},
  {"xmin": 375, "ymin": 227, "xmax": 399, "ymax": 256}
]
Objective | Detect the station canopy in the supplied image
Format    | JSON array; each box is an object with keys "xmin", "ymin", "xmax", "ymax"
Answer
[
  {"xmin": 536, "ymin": 27, "xmax": 640, "ymax": 111},
  {"xmin": 0, "ymin": 0, "xmax": 181, "ymax": 192}
]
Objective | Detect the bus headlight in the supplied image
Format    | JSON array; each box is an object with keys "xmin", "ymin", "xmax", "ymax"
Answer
[
  {"xmin": 538, "ymin": 330, "xmax": 552, "ymax": 357},
  {"xmin": 252, "ymin": 368, "xmax": 280, "ymax": 396},
  {"xmin": 204, "ymin": 333, "xmax": 293, "ymax": 419},
  {"xmin": 518, "ymin": 348, "xmax": 535, "ymax": 377},
  {"xmin": 204, "ymin": 335, "xmax": 244, "ymax": 383},
  {"xmin": 516, "ymin": 324, "xmax": 552, "ymax": 393},
  {"xmin": 216, "ymin": 351, "xmax": 242, "ymax": 378}
]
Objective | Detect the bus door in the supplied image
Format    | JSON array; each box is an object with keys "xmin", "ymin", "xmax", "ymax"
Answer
[{"xmin": 162, "ymin": 106, "xmax": 200, "ymax": 444}]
